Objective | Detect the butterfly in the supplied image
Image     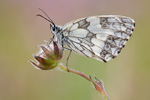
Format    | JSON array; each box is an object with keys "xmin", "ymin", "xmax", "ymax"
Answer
[{"xmin": 37, "ymin": 8, "xmax": 135, "ymax": 64}]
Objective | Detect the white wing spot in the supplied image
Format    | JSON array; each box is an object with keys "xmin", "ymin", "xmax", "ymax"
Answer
[
  {"xmin": 68, "ymin": 37, "xmax": 80, "ymax": 43},
  {"xmin": 70, "ymin": 23, "xmax": 79, "ymax": 31},
  {"xmin": 115, "ymin": 31, "xmax": 122, "ymax": 38},
  {"xmin": 91, "ymin": 38, "xmax": 105, "ymax": 48},
  {"xmin": 107, "ymin": 18, "xmax": 117, "ymax": 22},
  {"xmin": 91, "ymin": 46, "xmax": 102, "ymax": 56},
  {"xmin": 69, "ymin": 29, "xmax": 89, "ymax": 37},
  {"xmin": 122, "ymin": 18, "xmax": 132, "ymax": 23},
  {"xmin": 113, "ymin": 23, "xmax": 121, "ymax": 30},
  {"xmin": 121, "ymin": 24, "xmax": 126, "ymax": 31},
  {"xmin": 96, "ymin": 33, "xmax": 108, "ymax": 41},
  {"xmin": 73, "ymin": 43, "xmax": 83, "ymax": 50},
  {"xmin": 86, "ymin": 16, "xmax": 99, "ymax": 22},
  {"xmin": 105, "ymin": 54, "xmax": 112, "ymax": 61},
  {"xmin": 111, "ymin": 47, "xmax": 117, "ymax": 54},
  {"xmin": 100, "ymin": 29, "xmax": 115, "ymax": 36},
  {"xmin": 122, "ymin": 33, "xmax": 128, "ymax": 39},
  {"xmin": 87, "ymin": 24, "xmax": 102, "ymax": 33},
  {"xmin": 89, "ymin": 19, "xmax": 100, "ymax": 26},
  {"xmin": 80, "ymin": 42, "xmax": 91, "ymax": 50},
  {"xmin": 63, "ymin": 23, "xmax": 73, "ymax": 30},
  {"xmin": 114, "ymin": 39, "xmax": 121, "ymax": 47},
  {"xmin": 82, "ymin": 50, "xmax": 92, "ymax": 57}
]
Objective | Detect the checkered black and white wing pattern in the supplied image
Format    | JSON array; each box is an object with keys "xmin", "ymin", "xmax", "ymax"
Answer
[{"xmin": 62, "ymin": 15, "xmax": 135, "ymax": 62}]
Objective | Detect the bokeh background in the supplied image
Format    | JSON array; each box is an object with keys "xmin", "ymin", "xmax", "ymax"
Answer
[{"xmin": 0, "ymin": 0, "xmax": 150, "ymax": 100}]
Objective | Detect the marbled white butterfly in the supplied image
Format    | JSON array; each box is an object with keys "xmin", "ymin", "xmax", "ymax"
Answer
[{"xmin": 37, "ymin": 9, "xmax": 135, "ymax": 63}]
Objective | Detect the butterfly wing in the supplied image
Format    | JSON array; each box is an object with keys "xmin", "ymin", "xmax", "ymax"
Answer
[{"xmin": 62, "ymin": 15, "xmax": 135, "ymax": 62}]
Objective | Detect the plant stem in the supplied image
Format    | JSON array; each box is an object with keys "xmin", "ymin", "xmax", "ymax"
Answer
[{"xmin": 58, "ymin": 64, "xmax": 110, "ymax": 100}]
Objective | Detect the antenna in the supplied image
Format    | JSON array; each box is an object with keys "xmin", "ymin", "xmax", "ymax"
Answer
[{"xmin": 36, "ymin": 8, "xmax": 55, "ymax": 26}]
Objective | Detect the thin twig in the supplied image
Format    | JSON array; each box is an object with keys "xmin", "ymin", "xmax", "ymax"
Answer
[{"xmin": 58, "ymin": 64, "xmax": 110, "ymax": 100}]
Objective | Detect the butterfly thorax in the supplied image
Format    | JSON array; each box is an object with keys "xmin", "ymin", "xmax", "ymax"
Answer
[{"xmin": 51, "ymin": 25, "xmax": 68, "ymax": 46}]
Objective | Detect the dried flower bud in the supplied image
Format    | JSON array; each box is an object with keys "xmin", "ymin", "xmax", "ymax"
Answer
[
  {"xmin": 89, "ymin": 76, "xmax": 109, "ymax": 100},
  {"xmin": 30, "ymin": 41, "xmax": 63, "ymax": 70}
]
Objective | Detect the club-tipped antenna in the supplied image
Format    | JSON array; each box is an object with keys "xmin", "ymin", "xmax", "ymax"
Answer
[{"xmin": 36, "ymin": 8, "xmax": 55, "ymax": 26}]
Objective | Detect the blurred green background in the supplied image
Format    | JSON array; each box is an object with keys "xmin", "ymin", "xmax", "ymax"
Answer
[{"xmin": 0, "ymin": 0, "xmax": 150, "ymax": 100}]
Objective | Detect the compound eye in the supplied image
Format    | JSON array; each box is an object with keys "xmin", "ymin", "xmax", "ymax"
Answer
[{"xmin": 52, "ymin": 27, "xmax": 55, "ymax": 31}]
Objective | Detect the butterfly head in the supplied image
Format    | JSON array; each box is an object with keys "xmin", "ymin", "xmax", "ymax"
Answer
[
  {"xmin": 50, "ymin": 24, "xmax": 62, "ymax": 35},
  {"xmin": 36, "ymin": 8, "xmax": 64, "ymax": 44},
  {"xmin": 36, "ymin": 8, "xmax": 62, "ymax": 35}
]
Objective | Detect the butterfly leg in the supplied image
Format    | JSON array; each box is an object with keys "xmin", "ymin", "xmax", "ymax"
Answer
[
  {"xmin": 66, "ymin": 50, "xmax": 72, "ymax": 72},
  {"xmin": 63, "ymin": 47, "xmax": 72, "ymax": 72},
  {"xmin": 49, "ymin": 35, "xmax": 54, "ymax": 44},
  {"xmin": 44, "ymin": 36, "xmax": 55, "ymax": 51}
]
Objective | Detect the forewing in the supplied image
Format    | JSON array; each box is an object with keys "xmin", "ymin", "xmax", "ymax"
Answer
[{"xmin": 62, "ymin": 15, "xmax": 135, "ymax": 62}]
